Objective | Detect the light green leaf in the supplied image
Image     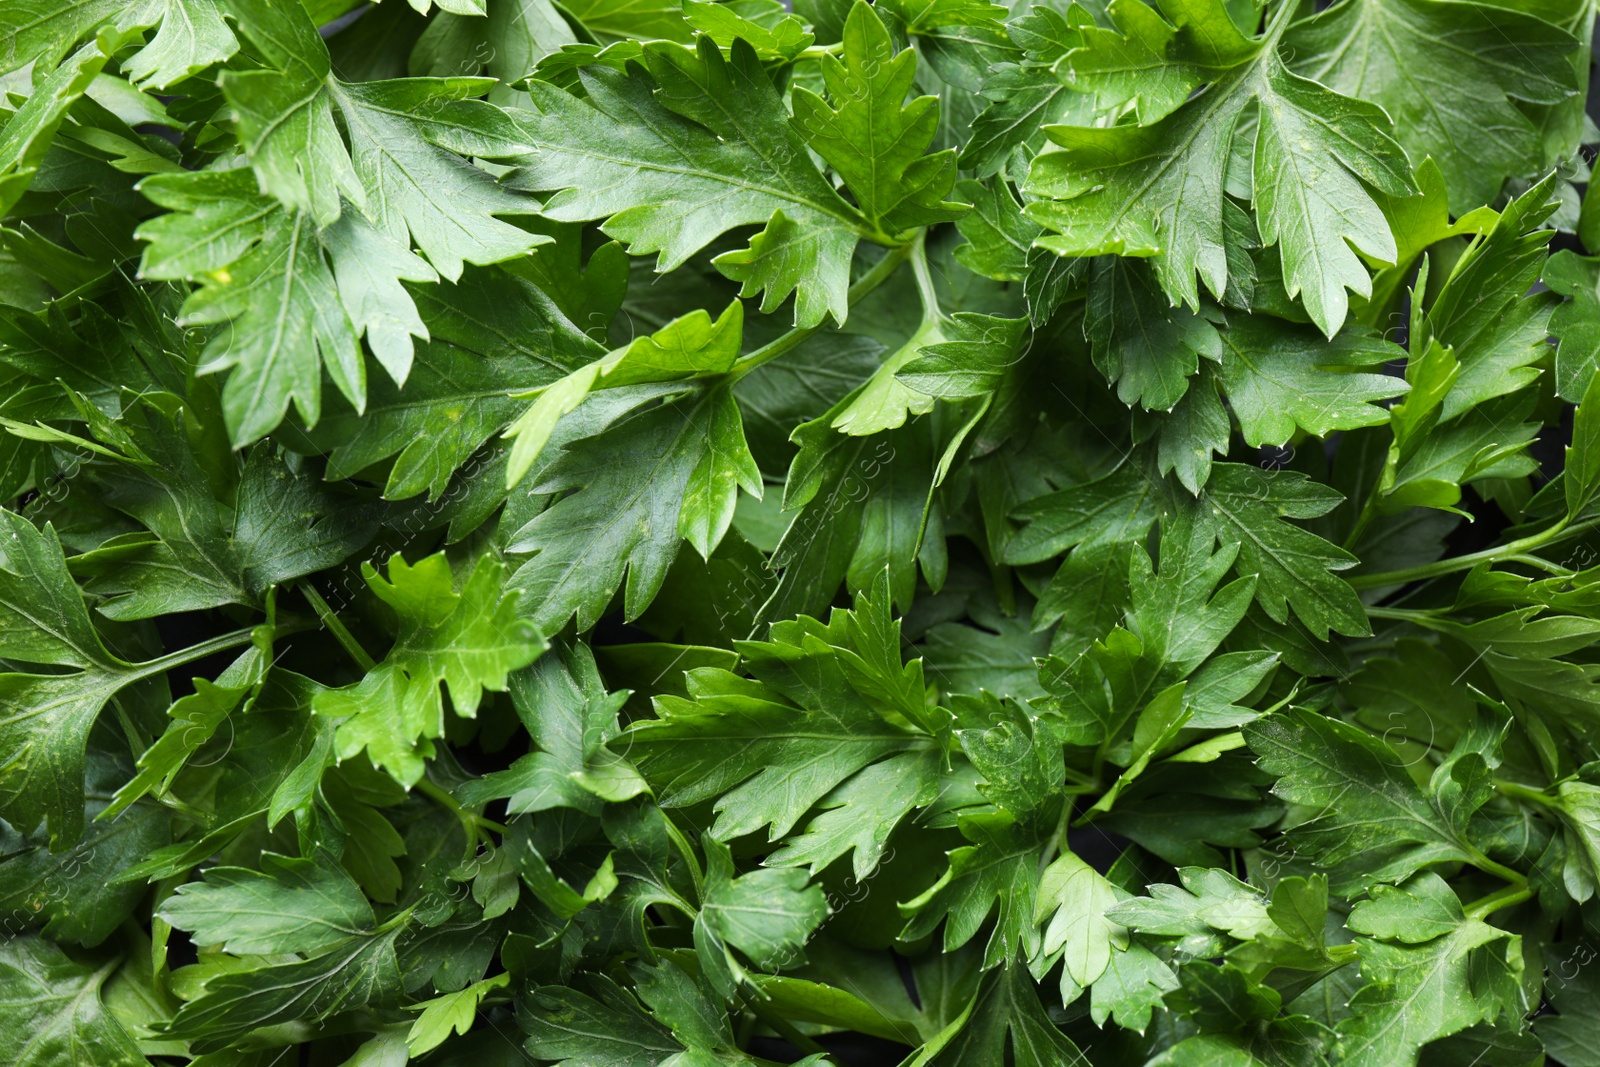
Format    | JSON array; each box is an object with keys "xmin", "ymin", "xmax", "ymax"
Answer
[
  {"xmin": 1339, "ymin": 892, "xmax": 1522, "ymax": 1067},
  {"xmin": 1346, "ymin": 872, "xmax": 1464, "ymax": 943},
  {"xmin": 1033, "ymin": 851, "xmax": 1128, "ymax": 989},
  {"xmin": 121, "ymin": 0, "xmax": 237, "ymax": 89},
  {"xmin": 684, "ymin": 0, "xmax": 814, "ymax": 61},
  {"xmin": 457, "ymin": 641, "xmax": 642, "ymax": 815},
  {"xmin": 0, "ymin": 38, "xmax": 112, "ymax": 217},
  {"xmin": 792, "ymin": 1, "xmax": 966, "ymax": 235},
  {"xmin": 407, "ymin": 973, "xmax": 509, "ymax": 1055},
  {"xmin": 514, "ymin": 38, "xmax": 873, "ymax": 327},
  {"xmin": 313, "ymin": 552, "xmax": 544, "ymax": 786},
  {"xmin": 1107, "ymin": 866, "xmax": 1273, "ymax": 944},
  {"xmin": 504, "ymin": 300, "xmax": 743, "ymax": 486}
]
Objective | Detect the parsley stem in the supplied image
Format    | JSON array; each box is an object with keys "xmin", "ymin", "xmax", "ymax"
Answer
[
  {"xmin": 1341, "ymin": 500, "xmax": 1377, "ymax": 553},
  {"xmin": 796, "ymin": 43, "xmax": 844, "ymax": 61},
  {"xmin": 157, "ymin": 793, "xmax": 214, "ymax": 823},
  {"xmin": 415, "ymin": 777, "xmax": 507, "ymax": 843},
  {"xmin": 109, "ymin": 695, "xmax": 151, "ymax": 756},
  {"xmin": 725, "ymin": 239, "xmax": 916, "ymax": 384},
  {"xmin": 1465, "ymin": 883, "xmax": 1533, "ymax": 921},
  {"xmin": 1062, "ymin": 764, "xmax": 1097, "ymax": 788},
  {"xmin": 1464, "ymin": 846, "xmax": 1527, "ymax": 889},
  {"xmin": 908, "ymin": 228, "xmax": 941, "ymax": 327},
  {"xmin": 297, "ymin": 579, "xmax": 377, "ymax": 672},
  {"xmin": 1504, "ymin": 553, "xmax": 1575, "ymax": 576},
  {"xmin": 1348, "ymin": 518, "xmax": 1584, "ymax": 590},
  {"xmin": 1038, "ymin": 799, "xmax": 1073, "ymax": 874},
  {"xmin": 661, "ymin": 813, "xmax": 706, "ymax": 905},
  {"xmin": 740, "ymin": 991, "xmax": 830, "ymax": 1057},
  {"xmin": 1494, "ymin": 779, "xmax": 1558, "ymax": 809},
  {"xmin": 1363, "ymin": 606, "xmax": 1443, "ymax": 623},
  {"xmin": 131, "ymin": 626, "xmax": 261, "ymax": 679},
  {"xmin": 1326, "ymin": 943, "xmax": 1359, "ymax": 965},
  {"xmin": 1261, "ymin": 0, "xmax": 1299, "ymax": 43}
]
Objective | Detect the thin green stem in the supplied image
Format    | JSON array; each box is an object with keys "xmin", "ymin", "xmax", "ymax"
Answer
[
  {"xmin": 655, "ymin": 890, "xmax": 701, "ymax": 921},
  {"xmin": 1349, "ymin": 518, "xmax": 1583, "ymax": 590},
  {"xmin": 796, "ymin": 42, "xmax": 843, "ymax": 61},
  {"xmin": 1261, "ymin": 0, "xmax": 1299, "ymax": 43},
  {"xmin": 298, "ymin": 580, "xmax": 376, "ymax": 672},
  {"xmin": 156, "ymin": 793, "xmax": 215, "ymax": 823},
  {"xmin": 661, "ymin": 814, "xmax": 706, "ymax": 906},
  {"xmin": 1464, "ymin": 846, "xmax": 1527, "ymax": 889},
  {"xmin": 741, "ymin": 992, "xmax": 830, "ymax": 1057},
  {"xmin": 1465, "ymin": 883, "xmax": 1533, "ymax": 922},
  {"xmin": 908, "ymin": 228, "xmax": 940, "ymax": 327},
  {"xmin": 1341, "ymin": 494, "xmax": 1380, "ymax": 553},
  {"xmin": 1325, "ymin": 943, "xmax": 1359, "ymax": 965},
  {"xmin": 1061, "ymin": 763, "xmax": 1097, "ymax": 788},
  {"xmin": 1364, "ymin": 606, "xmax": 1444, "ymax": 623},
  {"xmin": 726, "ymin": 240, "xmax": 916, "ymax": 385},
  {"xmin": 1495, "ymin": 779, "xmax": 1559, "ymax": 809},
  {"xmin": 1037, "ymin": 799, "xmax": 1073, "ymax": 875},
  {"xmin": 1504, "ymin": 553, "xmax": 1574, "ymax": 576},
  {"xmin": 416, "ymin": 778, "xmax": 507, "ymax": 853},
  {"xmin": 130, "ymin": 626, "xmax": 260, "ymax": 680},
  {"xmin": 109, "ymin": 695, "xmax": 150, "ymax": 756}
]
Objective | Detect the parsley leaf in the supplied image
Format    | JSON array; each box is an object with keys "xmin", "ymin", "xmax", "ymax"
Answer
[
  {"xmin": 314, "ymin": 551, "xmax": 543, "ymax": 786},
  {"xmin": 1026, "ymin": 0, "xmax": 1415, "ymax": 335}
]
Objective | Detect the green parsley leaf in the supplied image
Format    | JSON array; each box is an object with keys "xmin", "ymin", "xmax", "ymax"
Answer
[
  {"xmin": 1286, "ymin": 0, "xmax": 1579, "ymax": 211},
  {"xmin": 0, "ymin": 937, "xmax": 143, "ymax": 1067},
  {"xmin": 313, "ymin": 551, "xmax": 544, "ymax": 786},
  {"xmin": 158, "ymin": 850, "xmax": 375, "ymax": 956},
  {"xmin": 792, "ymin": 1, "xmax": 967, "ymax": 235},
  {"xmin": 1026, "ymin": 0, "xmax": 1415, "ymax": 336}
]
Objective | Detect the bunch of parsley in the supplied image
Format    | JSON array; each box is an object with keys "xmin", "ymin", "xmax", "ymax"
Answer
[{"xmin": 3, "ymin": 0, "xmax": 1600, "ymax": 1063}]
